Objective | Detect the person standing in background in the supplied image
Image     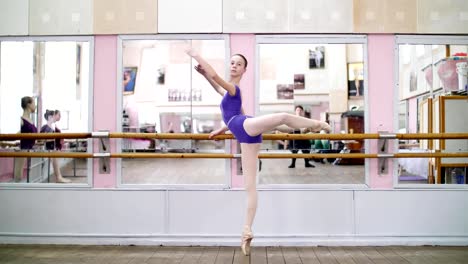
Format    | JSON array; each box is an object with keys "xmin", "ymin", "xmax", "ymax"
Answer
[
  {"xmin": 14, "ymin": 96, "xmax": 38, "ymax": 182},
  {"xmin": 287, "ymin": 105, "xmax": 315, "ymax": 168},
  {"xmin": 41, "ymin": 110, "xmax": 71, "ymax": 183}
]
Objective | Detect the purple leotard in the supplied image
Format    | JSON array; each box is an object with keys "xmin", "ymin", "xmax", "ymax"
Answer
[
  {"xmin": 221, "ymin": 85, "xmax": 262, "ymax": 144},
  {"xmin": 20, "ymin": 117, "xmax": 37, "ymax": 150},
  {"xmin": 40, "ymin": 125, "xmax": 55, "ymax": 150},
  {"xmin": 55, "ymin": 127, "xmax": 64, "ymax": 150}
]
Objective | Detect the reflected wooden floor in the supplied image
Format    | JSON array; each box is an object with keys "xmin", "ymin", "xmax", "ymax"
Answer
[
  {"xmin": 11, "ymin": 156, "xmax": 365, "ymax": 185},
  {"xmin": 120, "ymin": 158, "xmax": 365, "ymax": 185},
  {"xmin": 1, "ymin": 245, "xmax": 467, "ymax": 264}
]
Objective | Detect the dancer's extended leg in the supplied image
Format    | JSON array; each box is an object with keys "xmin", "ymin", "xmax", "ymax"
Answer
[{"xmin": 243, "ymin": 113, "xmax": 330, "ymax": 137}]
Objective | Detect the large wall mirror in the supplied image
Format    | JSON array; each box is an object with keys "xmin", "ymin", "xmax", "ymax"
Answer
[
  {"xmin": 119, "ymin": 35, "xmax": 229, "ymax": 185},
  {"xmin": 0, "ymin": 37, "xmax": 93, "ymax": 185},
  {"xmin": 256, "ymin": 36, "xmax": 367, "ymax": 185},
  {"xmin": 396, "ymin": 36, "xmax": 468, "ymax": 187}
]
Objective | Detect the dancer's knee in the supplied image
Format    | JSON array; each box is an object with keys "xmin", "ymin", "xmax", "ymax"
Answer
[{"xmin": 277, "ymin": 112, "xmax": 289, "ymax": 124}]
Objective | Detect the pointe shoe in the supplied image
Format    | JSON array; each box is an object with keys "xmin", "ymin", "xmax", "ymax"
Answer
[{"xmin": 241, "ymin": 226, "xmax": 253, "ymax": 256}]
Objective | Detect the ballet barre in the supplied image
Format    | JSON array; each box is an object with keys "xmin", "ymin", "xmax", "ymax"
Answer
[
  {"xmin": 1, "ymin": 132, "xmax": 467, "ymax": 175},
  {"xmin": 0, "ymin": 151, "xmax": 466, "ymax": 159},
  {"xmin": 1, "ymin": 132, "xmax": 468, "ymax": 141}
]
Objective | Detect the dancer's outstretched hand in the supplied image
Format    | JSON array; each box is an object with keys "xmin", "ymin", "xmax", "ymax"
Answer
[
  {"xmin": 194, "ymin": 64, "xmax": 206, "ymax": 75},
  {"xmin": 185, "ymin": 47, "xmax": 198, "ymax": 57},
  {"xmin": 209, "ymin": 127, "xmax": 226, "ymax": 140}
]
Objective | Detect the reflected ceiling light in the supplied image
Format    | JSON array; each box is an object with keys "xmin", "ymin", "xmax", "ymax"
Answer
[
  {"xmin": 460, "ymin": 11, "xmax": 468, "ymax": 21},
  {"xmin": 71, "ymin": 13, "xmax": 81, "ymax": 23},
  {"xmin": 41, "ymin": 13, "xmax": 50, "ymax": 23},
  {"xmin": 430, "ymin": 11, "xmax": 440, "ymax": 21},
  {"xmin": 395, "ymin": 11, "xmax": 405, "ymax": 21},
  {"xmin": 265, "ymin": 10, "xmax": 275, "ymax": 20},
  {"xmin": 365, "ymin": 10, "xmax": 376, "ymax": 21},
  {"xmin": 135, "ymin": 11, "xmax": 145, "ymax": 21},
  {"xmin": 331, "ymin": 11, "xmax": 341, "ymax": 21},
  {"xmin": 105, "ymin": 11, "xmax": 115, "ymax": 21},
  {"xmin": 235, "ymin": 11, "xmax": 245, "ymax": 20}
]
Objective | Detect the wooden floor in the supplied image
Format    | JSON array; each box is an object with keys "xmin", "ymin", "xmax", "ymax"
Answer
[{"xmin": 1, "ymin": 245, "xmax": 467, "ymax": 264}]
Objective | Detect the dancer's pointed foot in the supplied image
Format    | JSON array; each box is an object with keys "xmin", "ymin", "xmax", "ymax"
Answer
[
  {"xmin": 241, "ymin": 226, "xmax": 253, "ymax": 256},
  {"xmin": 57, "ymin": 176, "xmax": 71, "ymax": 183}
]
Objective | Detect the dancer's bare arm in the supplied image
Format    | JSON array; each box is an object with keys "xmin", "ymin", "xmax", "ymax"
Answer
[
  {"xmin": 186, "ymin": 49, "xmax": 236, "ymax": 96},
  {"xmin": 209, "ymin": 125, "xmax": 230, "ymax": 139},
  {"xmin": 194, "ymin": 64, "xmax": 225, "ymax": 96}
]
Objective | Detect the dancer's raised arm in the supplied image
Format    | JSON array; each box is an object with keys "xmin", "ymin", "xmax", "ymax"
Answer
[
  {"xmin": 186, "ymin": 48, "xmax": 237, "ymax": 96},
  {"xmin": 193, "ymin": 64, "xmax": 225, "ymax": 96}
]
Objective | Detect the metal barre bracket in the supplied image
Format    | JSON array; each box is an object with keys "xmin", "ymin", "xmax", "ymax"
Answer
[
  {"xmin": 377, "ymin": 131, "xmax": 392, "ymax": 175},
  {"xmin": 97, "ymin": 130, "xmax": 110, "ymax": 174}
]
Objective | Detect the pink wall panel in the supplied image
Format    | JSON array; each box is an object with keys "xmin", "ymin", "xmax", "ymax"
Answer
[
  {"xmin": 230, "ymin": 34, "xmax": 255, "ymax": 188},
  {"xmin": 0, "ymin": 155, "xmax": 14, "ymax": 182},
  {"xmin": 368, "ymin": 35, "xmax": 395, "ymax": 188},
  {"xmin": 93, "ymin": 36, "xmax": 118, "ymax": 188}
]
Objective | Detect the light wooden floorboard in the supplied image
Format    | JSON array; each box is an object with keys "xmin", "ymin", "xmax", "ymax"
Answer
[{"xmin": 1, "ymin": 245, "xmax": 467, "ymax": 264}]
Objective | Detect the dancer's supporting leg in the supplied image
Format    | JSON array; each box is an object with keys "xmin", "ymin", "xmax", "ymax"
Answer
[{"xmin": 240, "ymin": 143, "xmax": 260, "ymax": 255}]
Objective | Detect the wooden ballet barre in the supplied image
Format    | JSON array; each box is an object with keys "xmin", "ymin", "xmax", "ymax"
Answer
[
  {"xmin": 1, "ymin": 152, "xmax": 467, "ymax": 159},
  {"xmin": 110, "ymin": 132, "xmax": 235, "ymax": 140},
  {"xmin": 396, "ymin": 133, "xmax": 468, "ymax": 140},
  {"xmin": 111, "ymin": 132, "xmax": 379, "ymax": 140},
  {"xmin": 1, "ymin": 132, "xmax": 468, "ymax": 141},
  {"xmin": 0, "ymin": 132, "xmax": 92, "ymax": 140},
  {"xmin": 0, "ymin": 152, "xmax": 92, "ymax": 158},
  {"xmin": 110, "ymin": 132, "xmax": 468, "ymax": 140}
]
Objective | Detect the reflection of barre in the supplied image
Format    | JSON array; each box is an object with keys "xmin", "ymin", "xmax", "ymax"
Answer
[
  {"xmin": 1, "ymin": 132, "xmax": 468, "ymax": 141},
  {"xmin": 0, "ymin": 152, "xmax": 467, "ymax": 159},
  {"xmin": 110, "ymin": 132, "xmax": 468, "ymax": 140},
  {"xmin": 0, "ymin": 133, "xmax": 91, "ymax": 140},
  {"xmin": 0, "ymin": 141, "xmax": 18, "ymax": 147}
]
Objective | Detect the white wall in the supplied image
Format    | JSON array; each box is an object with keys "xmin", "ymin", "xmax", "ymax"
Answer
[
  {"xmin": 0, "ymin": 42, "xmax": 34, "ymax": 133},
  {"xmin": 0, "ymin": 189, "xmax": 467, "ymax": 246},
  {"xmin": 158, "ymin": 0, "xmax": 222, "ymax": 33},
  {"xmin": 29, "ymin": 0, "xmax": 93, "ymax": 35},
  {"xmin": 0, "ymin": 0, "xmax": 29, "ymax": 36}
]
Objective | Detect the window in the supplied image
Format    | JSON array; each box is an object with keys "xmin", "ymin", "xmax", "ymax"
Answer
[
  {"xmin": 118, "ymin": 35, "xmax": 230, "ymax": 186},
  {"xmin": 395, "ymin": 36, "xmax": 468, "ymax": 187},
  {"xmin": 0, "ymin": 37, "xmax": 93, "ymax": 186},
  {"xmin": 256, "ymin": 35, "xmax": 368, "ymax": 186}
]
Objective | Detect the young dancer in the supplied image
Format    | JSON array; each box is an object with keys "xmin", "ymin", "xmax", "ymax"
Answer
[
  {"xmin": 186, "ymin": 49, "xmax": 331, "ymax": 255},
  {"xmin": 14, "ymin": 96, "xmax": 38, "ymax": 182},
  {"xmin": 40, "ymin": 110, "xmax": 71, "ymax": 183}
]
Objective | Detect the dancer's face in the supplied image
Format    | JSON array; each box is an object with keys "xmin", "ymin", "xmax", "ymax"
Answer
[
  {"xmin": 28, "ymin": 100, "xmax": 36, "ymax": 113},
  {"xmin": 230, "ymin": 55, "xmax": 246, "ymax": 77},
  {"xmin": 295, "ymin": 107, "xmax": 304, "ymax": 117},
  {"xmin": 54, "ymin": 112, "xmax": 61, "ymax": 122}
]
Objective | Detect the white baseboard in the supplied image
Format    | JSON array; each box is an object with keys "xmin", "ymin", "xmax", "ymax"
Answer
[{"xmin": 1, "ymin": 234, "xmax": 468, "ymax": 246}]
